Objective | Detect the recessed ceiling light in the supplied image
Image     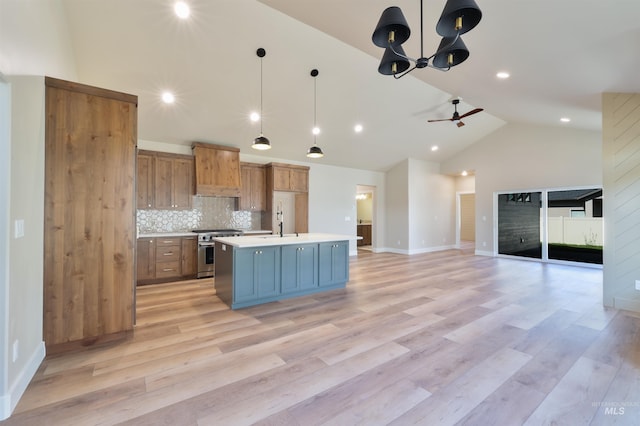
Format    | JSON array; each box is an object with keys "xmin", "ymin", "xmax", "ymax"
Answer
[
  {"xmin": 461, "ymin": 170, "xmax": 468, "ymax": 176},
  {"xmin": 250, "ymin": 112, "xmax": 260, "ymax": 122},
  {"xmin": 174, "ymin": 1, "xmax": 190, "ymax": 19},
  {"xmin": 161, "ymin": 92, "xmax": 175, "ymax": 104},
  {"xmin": 560, "ymin": 117, "xmax": 571, "ymax": 123},
  {"xmin": 431, "ymin": 145, "xmax": 439, "ymax": 151},
  {"xmin": 496, "ymin": 71, "xmax": 510, "ymax": 79},
  {"xmin": 354, "ymin": 124, "xmax": 363, "ymax": 133},
  {"xmin": 312, "ymin": 126, "xmax": 320, "ymax": 135}
]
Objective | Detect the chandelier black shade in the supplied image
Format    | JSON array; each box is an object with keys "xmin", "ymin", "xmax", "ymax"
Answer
[
  {"xmin": 436, "ymin": 0, "xmax": 482, "ymax": 37},
  {"xmin": 372, "ymin": 6, "xmax": 410, "ymax": 48},
  {"xmin": 251, "ymin": 47, "xmax": 271, "ymax": 150},
  {"xmin": 372, "ymin": 0, "xmax": 482, "ymax": 78},
  {"xmin": 378, "ymin": 45, "xmax": 411, "ymax": 75},
  {"xmin": 432, "ymin": 36, "xmax": 469, "ymax": 68}
]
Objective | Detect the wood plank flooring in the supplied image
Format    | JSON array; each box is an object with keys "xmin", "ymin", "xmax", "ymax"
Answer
[{"xmin": 5, "ymin": 248, "xmax": 640, "ymax": 425}]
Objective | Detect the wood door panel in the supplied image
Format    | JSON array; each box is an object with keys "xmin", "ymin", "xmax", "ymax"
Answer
[{"xmin": 44, "ymin": 77, "xmax": 136, "ymax": 349}]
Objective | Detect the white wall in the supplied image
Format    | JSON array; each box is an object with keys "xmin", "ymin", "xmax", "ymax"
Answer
[
  {"xmin": 442, "ymin": 122, "xmax": 602, "ymax": 255},
  {"xmin": 0, "ymin": 0, "xmax": 78, "ymax": 419},
  {"xmin": 385, "ymin": 160, "xmax": 410, "ymax": 253},
  {"xmin": 0, "ymin": 75, "xmax": 10, "ymax": 420},
  {"xmin": 408, "ymin": 159, "xmax": 456, "ymax": 253}
]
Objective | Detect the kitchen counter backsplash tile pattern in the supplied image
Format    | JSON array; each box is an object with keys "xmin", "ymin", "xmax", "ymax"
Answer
[{"xmin": 137, "ymin": 197, "xmax": 258, "ymax": 233}]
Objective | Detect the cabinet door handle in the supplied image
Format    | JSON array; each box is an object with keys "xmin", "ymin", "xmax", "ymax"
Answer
[
  {"xmin": 163, "ymin": 252, "xmax": 173, "ymax": 256},
  {"xmin": 162, "ymin": 268, "xmax": 175, "ymax": 272}
]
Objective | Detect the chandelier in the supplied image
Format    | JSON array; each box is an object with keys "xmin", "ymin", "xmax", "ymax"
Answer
[{"xmin": 372, "ymin": 0, "xmax": 482, "ymax": 78}]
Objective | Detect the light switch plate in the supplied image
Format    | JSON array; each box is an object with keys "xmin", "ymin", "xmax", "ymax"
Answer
[{"xmin": 14, "ymin": 219, "xmax": 24, "ymax": 238}]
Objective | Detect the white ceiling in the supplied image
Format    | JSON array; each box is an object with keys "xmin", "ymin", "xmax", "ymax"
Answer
[{"xmin": 61, "ymin": 0, "xmax": 640, "ymax": 172}]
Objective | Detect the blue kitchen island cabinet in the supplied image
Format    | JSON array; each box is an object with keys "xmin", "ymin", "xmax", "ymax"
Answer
[
  {"xmin": 213, "ymin": 234, "xmax": 353, "ymax": 309},
  {"xmin": 319, "ymin": 241, "xmax": 349, "ymax": 287},
  {"xmin": 233, "ymin": 246, "xmax": 280, "ymax": 303},
  {"xmin": 281, "ymin": 243, "xmax": 318, "ymax": 294}
]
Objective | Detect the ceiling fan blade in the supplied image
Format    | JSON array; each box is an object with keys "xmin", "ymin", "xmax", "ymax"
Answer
[
  {"xmin": 458, "ymin": 108, "xmax": 483, "ymax": 120},
  {"xmin": 457, "ymin": 121, "xmax": 465, "ymax": 128},
  {"xmin": 427, "ymin": 118, "xmax": 454, "ymax": 123}
]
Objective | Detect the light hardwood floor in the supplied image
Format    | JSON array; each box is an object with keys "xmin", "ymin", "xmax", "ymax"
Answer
[{"xmin": 5, "ymin": 248, "xmax": 640, "ymax": 425}]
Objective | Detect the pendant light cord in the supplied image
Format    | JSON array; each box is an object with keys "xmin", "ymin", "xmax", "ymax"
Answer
[
  {"xmin": 260, "ymin": 57, "xmax": 264, "ymax": 135},
  {"xmin": 313, "ymin": 76, "xmax": 317, "ymax": 144}
]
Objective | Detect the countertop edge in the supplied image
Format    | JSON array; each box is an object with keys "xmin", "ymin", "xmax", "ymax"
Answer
[{"xmin": 213, "ymin": 233, "xmax": 356, "ymax": 248}]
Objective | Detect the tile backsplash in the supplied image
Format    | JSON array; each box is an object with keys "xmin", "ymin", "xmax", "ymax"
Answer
[{"xmin": 137, "ymin": 196, "xmax": 261, "ymax": 233}]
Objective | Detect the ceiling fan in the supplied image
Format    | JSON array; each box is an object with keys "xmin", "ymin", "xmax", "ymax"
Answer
[{"xmin": 427, "ymin": 99, "xmax": 483, "ymax": 127}]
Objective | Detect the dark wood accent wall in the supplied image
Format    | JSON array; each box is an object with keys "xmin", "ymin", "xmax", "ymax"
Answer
[
  {"xmin": 44, "ymin": 77, "xmax": 137, "ymax": 349},
  {"xmin": 498, "ymin": 192, "xmax": 542, "ymax": 256}
]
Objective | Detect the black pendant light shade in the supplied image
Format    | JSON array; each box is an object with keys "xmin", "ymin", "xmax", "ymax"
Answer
[
  {"xmin": 436, "ymin": 0, "xmax": 482, "ymax": 37},
  {"xmin": 252, "ymin": 47, "xmax": 271, "ymax": 150},
  {"xmin": 307, "ymin": 68, "xmax": 324, "ymax": 158},
  {"xmin": 252, "ymin": 135, "xmax": 271, "ymax": 150},
  {"xmin": 307, "ymin": 145, "xmax": 324, "ymax": 158},
  {"xmin": 378, "ymin": 45, "xmax": 411, "ymax": 75},
  {"xmin": 372, "ymin": 6, "xmax": 410, "ymax": 47},
  {"xmin": 432, "ymin": 36, "xmax": 469, "ymax": 69}
]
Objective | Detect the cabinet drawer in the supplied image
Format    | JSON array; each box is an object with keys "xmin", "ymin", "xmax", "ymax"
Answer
[
  {"xmin": 155, "ymin": 261, "xmax": 181, "ymax": 278},
  {"xmin": 156, "ymin": 245, "xmax": 180, "ymax": 261},
  {"xmin": 156, "ymin": 238, "xmax": 180, "ymax": 246}
]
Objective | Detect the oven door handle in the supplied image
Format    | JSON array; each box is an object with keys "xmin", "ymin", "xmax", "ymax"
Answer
[{"xmin": 198, "ymin": 242, "xmax": 215, "ymax": 247}]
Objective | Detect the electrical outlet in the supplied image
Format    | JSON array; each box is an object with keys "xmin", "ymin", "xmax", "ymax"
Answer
[
  {"xmin": 636, "ymin": 280, "xmax": 640, "ymax": 291},
  {"xmin": 12, "ymin": 340, "xmax": 19, "ymax": 362}
]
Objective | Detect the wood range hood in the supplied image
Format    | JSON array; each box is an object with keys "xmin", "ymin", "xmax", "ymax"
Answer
[{"xmin": 192, "ymin": 142, "xmax": 242, "ymax": 197}]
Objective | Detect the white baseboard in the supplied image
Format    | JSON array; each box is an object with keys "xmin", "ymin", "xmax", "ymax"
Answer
[
  {"xmin": 0, "ymin": 341, "xmax": 45, "ymax": 421},
  {"xmin": 475, "ymin": 250, "xmax": 493, "ymax": 257}
]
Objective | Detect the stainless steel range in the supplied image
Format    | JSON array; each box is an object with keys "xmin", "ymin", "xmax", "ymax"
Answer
[{"xmin": 194, "ymin": 229, "xmax": 244, "ymax": 278}]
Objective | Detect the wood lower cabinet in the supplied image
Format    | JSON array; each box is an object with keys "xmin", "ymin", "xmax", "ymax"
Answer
[
  {"xmin": 136, "ymin": 238, "xmax": 155, "ymax": 281},
  {"xmin": 181, "ymin": 236, "xmax": 198, "ymax": 277},
  {"xmin": 136, "ymin": 236, "xmax": 197, "ymax": 285},
  {"xmin": 44, "ymin": 77, "xmax": 137, "ymax": 350},
  {"xmin": 357, "ymin": 224, "xmax": 372, "ymax": 246}
]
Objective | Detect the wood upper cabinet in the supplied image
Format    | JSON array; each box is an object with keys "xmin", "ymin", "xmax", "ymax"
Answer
[
  {"xmin": 153, "ymin": 153, "xmax": 194, "ymax": 210},
  {"xmin": 136, "ymin": 153, "xmax": 154, "ymax": 209},
  {"xmin": 137, "ymin": 150, "xmax": 194, "ymax": 210},
  {"xmin": 271, "ymin": 164, "xmax": 309, "ymax": 192},
  {"xmin": 192, "ymin": 142, "xmax": 241, "ymax": 197},
  {"xmin": 239, "ymin": 162, "xmax": 266, "ymax": 211},
  {"xmin": 44, "ymin": 77, "xmax": 137, "ymax": 350}
]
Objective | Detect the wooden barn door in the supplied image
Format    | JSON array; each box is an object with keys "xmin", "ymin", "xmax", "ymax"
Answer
[{"xmin": 44, "ymin": 77, "xmax": 137, "ymax": 351}]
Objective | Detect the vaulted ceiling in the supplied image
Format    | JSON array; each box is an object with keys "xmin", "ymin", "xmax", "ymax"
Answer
[{"xmin": 61, "ymin": 0, "xmax": 640, "ymax": 171}]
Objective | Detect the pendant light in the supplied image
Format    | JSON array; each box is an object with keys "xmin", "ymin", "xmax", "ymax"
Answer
[
  {"xmin": 252, "ymin": 48, "xmax": 271, "ymax": 150},
  {"xmin": 306, "ymin": 69, "xmax": 324, "ymax": 158}
]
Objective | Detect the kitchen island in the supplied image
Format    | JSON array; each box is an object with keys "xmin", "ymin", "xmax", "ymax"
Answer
[{"xmin": 214, "ymin": 233, "xmax": 353, "ymax": 309}]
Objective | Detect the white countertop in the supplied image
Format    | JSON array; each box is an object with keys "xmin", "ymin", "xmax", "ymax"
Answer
[
  {"xmin": 138, "ymin": 232, "xmax": 196, "ymax": 238},
  {"xmin": 213, "ymin": 233, "xmax": 357, "ymax": 248}
]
